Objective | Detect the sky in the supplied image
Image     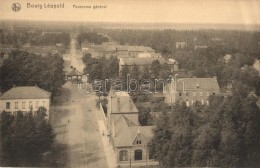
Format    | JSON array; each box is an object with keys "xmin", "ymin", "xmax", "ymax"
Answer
[{"xmin": 0, "ymin": 0, "xmax": 259, "ymax": 25}]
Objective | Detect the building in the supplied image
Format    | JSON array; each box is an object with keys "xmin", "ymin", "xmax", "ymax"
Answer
[
  {"xmin": 0, "ymin": 86, "xmax": 51, "ymax": 119},
  {"xmin": 253, "ymin": 59, "xmax": 260, "ymax": 76},
  {"xmin": 66, "ymin": 68, "xmax": 83, "ymax": 80},
  {"xmin": 165, "ymin": 77, "xmax": 220, "ymax": 106},
  {"xmin": 194, "ymin": 45, "xmax": 208, "ymax": 50},
  {"xmin": 116, "ymin": 45, "xmax": 155, "ymax": 57},
  {"xmin": 176, "ymin": 42, "xmax": 187, "ymax": 49},
  {"xmin": 101, "ymin": 91, "xmax": 158, "ymax": 167},
  {"xmin": 119, "ymin": 57, "xmax": 178, "ymax": 74}
]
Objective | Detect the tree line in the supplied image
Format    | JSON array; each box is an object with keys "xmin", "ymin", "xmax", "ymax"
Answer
[
  {"xmin": 30, "ymin": 32, "xmax": 70, "ymax": 47},
  {"xmin": 0, "ymin": 50, "xmax": 66, "ymax": 95},
  {"xmin": 149, "ymin": 86, "xmax": 260, "ymax": 167},
  {"xmin": 77, "ymin": 32, "xmax": 109, "ymax": 46},
  {"xmin": 0, "ymin": 108, "xmax": 55, "ymax": 166}
]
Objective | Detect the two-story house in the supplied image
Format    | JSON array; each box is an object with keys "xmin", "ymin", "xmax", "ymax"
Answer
[
  {"xmin": 104, "ymin": 91, "xmax": 158, "ymax": 167},
  {"xmin": 0, "ymin": 86, "xmax": 51, "ymax": 119},
  {"xmin": 165, "ymin": 77, "xmax": 220, "ymax": 106}
]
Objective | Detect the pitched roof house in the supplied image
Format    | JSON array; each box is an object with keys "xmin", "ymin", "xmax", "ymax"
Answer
[
  {"xmin": 0, "ymin": 86, "xmax": 51, "ymax": 119},
  {"xmin": 104, "ymin": 91, "xmax": 158, "ymax": 166},
  {"xmin": 165, "ymin": 77, "xmax": 220, "ymax": 106}
]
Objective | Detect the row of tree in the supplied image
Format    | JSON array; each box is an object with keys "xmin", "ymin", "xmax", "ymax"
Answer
[
  {"xmin": 0, "ymin": 108, "xmax": 55, "ymax": 166},
  {"xmin": 30, "ymin": 32, "xmax": 70, "ymax": 47},
  {"xmin": 0, "ymin": 50, "xmax": 66, "ymax": 94},
  {"xmin": 77, "ymin": 32, "xmax": 109, "ymax": 46},
  {"xmin": 100, "ymin": 29, "xmax": 260, "ymax": 55},
  {"xmin": 149, "ymin": 86, "xmax": 260, "ymax": 167}
]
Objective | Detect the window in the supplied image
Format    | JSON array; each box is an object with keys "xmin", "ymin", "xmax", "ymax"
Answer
[
  {"xmin": 119, "ymin": 150, "xmax": 128, "ymax": 161},
  {"xmin": 201, "ymin": 99, "xmax": 204, "ymax": 105},
  {"xmin": 213, "ymin": 92, "xmax": 216, "ymax": 95},
  {"xmin": 179, "ymin": 93, "xmax": 182, "ymax": 97},
  {"xmin": 22, "ymin": 102, "xmax": 26, "ymax": 109},
  {"xmin": 6, "ymin": 102, "xmax": 10, "ymax": 109},
  {"xmin": 35, "ymin": 101, "xmax": 39, "ymax": 109},
  {"xmin": 196, "ymin": 84, "xmax": 200, "ymax": 89},
  {"xmin": 29, "ymin": 101, "xmax": 33, "ymax": 109},
  {"xmin": 134, "ymin": 149, "xmax": 143, "ymax": 160},
  {"xmin": 207, "ymin": 100, "xmax": 209, "ymax": 105},
  {"xmin": 15, "ymin": 102, "xmax": 18, "ymax": 109},
  {"xmin": 136, "ymin": 140, "xmax": 142, "ymax": 145},
  {"xmin": 200, "ymin": 92, "xmax": 203, "ymax": 96}
]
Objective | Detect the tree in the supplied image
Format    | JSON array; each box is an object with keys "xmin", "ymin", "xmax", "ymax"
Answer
[
  {"xmin": 0, "ymin": 109, "xmax": 55, "ymax": 167},
  {"xmin": 141, "ymin": 65, "xmax": 150, "ymax": 79},
  {"xmin": 150, "ymin": 60, "xmax": 161, "ymax": 79}
]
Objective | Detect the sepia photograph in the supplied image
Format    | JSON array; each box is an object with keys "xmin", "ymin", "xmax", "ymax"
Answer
[{"xmin": 0, "ymin": 0, "xmax": 260, "ymax": 167}]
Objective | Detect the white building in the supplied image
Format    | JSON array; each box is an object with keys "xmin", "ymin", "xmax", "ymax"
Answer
[{"xmin": 0, "ymin": 86, "xmax": 51, "ymax": 119}]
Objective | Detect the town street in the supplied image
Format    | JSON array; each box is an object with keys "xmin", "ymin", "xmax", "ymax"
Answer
[{"xmin": 50, "ymin": 36, "xmax": 112, "ymax": 167}]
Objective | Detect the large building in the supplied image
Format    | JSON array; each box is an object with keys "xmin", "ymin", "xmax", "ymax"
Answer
[
  {"xmin": 165, "ymin": 77, "xmax": 220, "ymax": 106},
  {"xmin": 101, "ymin": 91, "xmax": 158, "ymax": 167},
  {"xmin": 0, "ymin": 86, "xmax": 51, "ymax": 119},
  {"xmin": 119, "ymin": 57, "xmax": 178, "ymax": 74}
]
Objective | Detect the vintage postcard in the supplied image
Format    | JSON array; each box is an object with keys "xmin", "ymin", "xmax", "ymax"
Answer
[{"xmin": 0, "ymin": 0, "xmax": 260, "ymax": 167}]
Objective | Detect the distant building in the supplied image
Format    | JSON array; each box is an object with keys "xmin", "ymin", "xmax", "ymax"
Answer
[
  {"xmin": 116, "ymin": 45, "xmax": 155, "ymax": 57},
  {"xmin": 223, "ymin": 54, "xmax": 232, "ymax": 63},
  {"xmin": 101, "ymin": 91, "xmax": 158, "ymax": 167},
  {"xmin": 119, "ymin": 57, "xmax": 178, "ymax": 74},
  {"xmin": 66, "ymin": 68, "xmax": 83, "ymax": 80},
  {"xmin": 0, "ymin": 86, "xmax": 51, "ymax": 119},
  {"xmin": 253, "ymin": 59, "xmax": 260, "ymax": 76},
  {"xmin": 165, "ymin": 77, "xmax": 220, "ymax": 106},
  {"xmin": 194, "ymin": 45, "xmax": 208, "ymax": 50},
  {"xmin": 176, "ymin": 42, "xmax": 187, "ymax": 49},
  {"xmin": 211, "ymin": 38, "xmax": 222, "ymax": 42}
]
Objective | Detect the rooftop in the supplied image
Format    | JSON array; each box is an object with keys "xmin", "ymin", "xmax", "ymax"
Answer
[
  {"xmin": 66, "ymin": 68, "xmax": 82, "ymax": 76},
  {"xmin": 109, "ymin": 91, "xmax": 139, "ymax": 114},
  {"xmin": 113, "ymin": 114, "xmax": 155, "ymax": 147},
  {"xmin": 0, "ymin": 86, "xmax": 51, "ymax": 100},
  {"xmin": 119, "ymin": 57, "xmax": 175, "ymax": 66},
  {"xmin": 172, "ymin": 77, "xmax": 220, "ymax": 91}
]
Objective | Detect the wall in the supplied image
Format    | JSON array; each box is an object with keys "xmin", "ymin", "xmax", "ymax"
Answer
[{"xmin": 0, "ymin": 98, "xmax": 50, "ymax": 119}]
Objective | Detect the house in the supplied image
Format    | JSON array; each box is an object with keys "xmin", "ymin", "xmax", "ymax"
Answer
[
  {"xmin": 0, "ymin": 86, "xmax": 51, "ymax": 119},
  {"xmin": 176, "ymin": 42, "xmax": 187, "ymax": 49},
  {"xmin": 102, "ymin": 91, "xmax": 158, "ymax": 167},
  {"xmin": 119, "ymin": 57, "xmax": 178, "ymax": 74},
  {"xmin": 165, "ymin": 77, "xmax": 220, "ymax": 106}
]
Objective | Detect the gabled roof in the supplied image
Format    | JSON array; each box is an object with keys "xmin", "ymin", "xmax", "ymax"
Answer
[
  {"xmin": 109, "ymin": 91, "xmax": 139, "ymax": 114},
  {"xmin": 0, "ymin": 86, "xmax": 51, "ymax": 100},
  {"xmin": 113, "ymin": 114, "xmax": 155, "ymax": 147},
  {"xmin": 66, "ymin": 68, "xmax": 82, "ymax": 76}
]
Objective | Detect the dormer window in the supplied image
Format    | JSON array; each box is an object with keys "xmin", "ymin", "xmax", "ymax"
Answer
[
  {"xmin": 136, "ymin": 140, "xmax": 142, "ymax": 145},
  {"xmin": 196, "ymin": 84, "xmax": 200, "ymax": 89}
]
